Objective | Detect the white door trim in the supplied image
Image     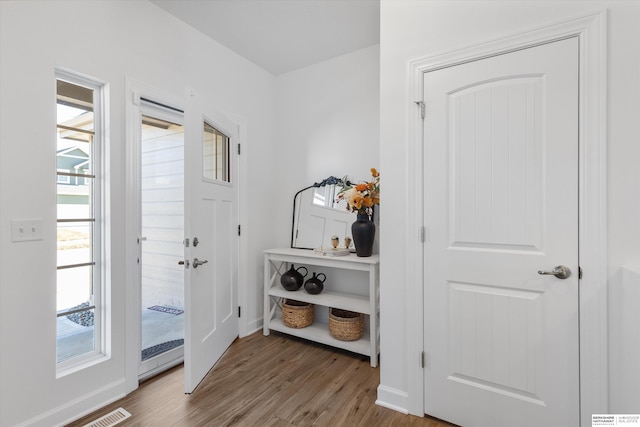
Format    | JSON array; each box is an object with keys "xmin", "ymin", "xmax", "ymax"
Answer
[
  {"xmin": 406, "ymin": 10, "xmax": 607, "ymax": 425},
  {"xmin": 124, "ymin": 78, "xmax": 186, "ymax": 393}
]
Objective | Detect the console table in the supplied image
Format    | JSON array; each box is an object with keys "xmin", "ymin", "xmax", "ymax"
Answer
[{"xmin": 263, "ymin": 248, "xmax": 380, "ymax": 367}]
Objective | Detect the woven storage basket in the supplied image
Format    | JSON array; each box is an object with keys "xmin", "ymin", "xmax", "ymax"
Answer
[
  {"xmin": 329, "ymin": 308, "xmax": 364, "ymax": 341},
  {"xmin": 281, "ymin": 299, "xmax": 314, "ymax": 328}
]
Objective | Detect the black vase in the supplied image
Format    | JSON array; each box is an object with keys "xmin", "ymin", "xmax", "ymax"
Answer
[
  {"xmin": 304, "ymin": 272, "xmax": 326, "ymax": 295},
  {"xmin": 280, "ymin": 264, "xmax": 308, "ymax": 291},
  {"xmin": 351, "ymin": 214, "xmax": 375, "ymax": 257}
]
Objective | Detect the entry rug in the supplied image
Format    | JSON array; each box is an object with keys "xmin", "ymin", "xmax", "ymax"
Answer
[
  {"xmin": 147, "ymin": 305, "xmax": 183, "ymax": 315},
  {"xmin": 141, "ymin": 339, "xmax": 184, "ymax": 361}
]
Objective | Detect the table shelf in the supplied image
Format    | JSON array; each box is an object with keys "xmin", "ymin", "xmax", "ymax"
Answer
[
  {"xmin": 268, "ymin": 287, "xmax": 370, "ymax": 314},
  {"xmin": 268, "ymin": 318, "xmax": 371, "ymax": 356}
]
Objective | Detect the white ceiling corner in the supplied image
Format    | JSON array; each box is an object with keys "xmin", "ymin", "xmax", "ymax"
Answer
[{"xmin": 150, "ymin": 0, "xmax": 380, "ymax": 75}]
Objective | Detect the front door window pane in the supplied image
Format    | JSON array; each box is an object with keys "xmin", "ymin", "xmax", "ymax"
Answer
[{"xmin": 203, "ymin": 121, "xmax": 230, "ymax": 182}]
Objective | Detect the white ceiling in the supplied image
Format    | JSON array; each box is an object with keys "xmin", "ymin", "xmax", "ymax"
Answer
[{"xmin": 150, "ymin": 0, "xmax": 380, "ymax": 75}]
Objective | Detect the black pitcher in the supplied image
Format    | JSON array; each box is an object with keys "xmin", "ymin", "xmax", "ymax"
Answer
[
  {"xmin": 304, "ymin": 272, "xmax": 326, "ymax": 295},
  {"xmin": 280, "ymin": 264, "xmax": 308, "ymax": 291}
]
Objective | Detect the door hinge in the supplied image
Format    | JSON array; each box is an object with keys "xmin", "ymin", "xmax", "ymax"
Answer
[
  {"xmin": 420, "ymin": 226, "xmax": 426, "ymax": 243},
  {"xmin": 414, "ymin": 100, "xmax": 425, "ymax": 119},
  {"xmin": 237, "ymin": 225, "xmax": 241, "ymax": 236},
  {"xmin": 579, "ymin": 266, "xmax": 583, "ymax": 279},
  {"xmin": 421, "ymin": 351, "xmax": 426, "ymax": 368},
  {"xmin": 237, "ymin": 143, "xmax": 241, "ymax": 155},
  {"xmin": 238, "ymin": 306, "xmax": 241, "ymax": 318}
]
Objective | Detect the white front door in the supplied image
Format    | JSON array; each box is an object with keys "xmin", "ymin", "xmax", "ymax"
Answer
[
  {"xmin": 183, "ymin": 91, "xmax": 239, "ymax": 393},
  {"xmin": 423, "ymin": 37, "xmax": 579, "ymax": 426}
]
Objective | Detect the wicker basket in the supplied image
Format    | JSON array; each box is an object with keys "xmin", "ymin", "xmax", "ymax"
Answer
[
  {"xmin": 328, "ymin": 308, "xmax": 364, "ymax": 341},
  {"xmin": 281, "ymin": 299, "xmax": 314, "ymax": 328}
]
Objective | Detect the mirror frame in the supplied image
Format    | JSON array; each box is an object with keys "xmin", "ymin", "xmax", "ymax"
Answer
[{"xmin": 290, "ymin": 176, "xmax": 354, "ymax": 250}]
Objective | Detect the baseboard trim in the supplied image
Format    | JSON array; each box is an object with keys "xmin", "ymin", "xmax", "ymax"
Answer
[
  {"xmin": 243, "ymin": 318, "xmax": 262, "ymax": 337},
  {"xmin": 376, "ymin": 384, "xmax": 409, "ymax": 414},
  {"xmin": 15, "ymin": 378, "xmax": 127, "ymax": 427}
]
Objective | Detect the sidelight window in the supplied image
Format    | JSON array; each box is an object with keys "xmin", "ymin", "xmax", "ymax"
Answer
[{"xmin": 55, "ymin": 71, "xmax": 106, "ymax": 367}]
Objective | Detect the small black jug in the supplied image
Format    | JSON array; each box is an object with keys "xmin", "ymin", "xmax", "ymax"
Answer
[
  {"xmin": 304, "ymin": 272, "xmax": 326, "ymax": 295},
  {"xmin": 280, "ymin": 264, "xmax": 308, "ymax": 291}
]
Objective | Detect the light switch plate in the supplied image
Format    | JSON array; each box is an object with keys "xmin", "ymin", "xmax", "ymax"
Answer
[{"xmin": 11, "ymin": 219, "xmax": 43, "ymax": 242}]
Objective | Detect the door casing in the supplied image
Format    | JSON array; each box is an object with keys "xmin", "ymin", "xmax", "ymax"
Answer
[{"xmin": 405, "ymin": 10, "xmax": 607, "ymax": 424}]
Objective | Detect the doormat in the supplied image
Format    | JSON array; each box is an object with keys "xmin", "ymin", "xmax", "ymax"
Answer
[
  {"xmin": 142, "ymin": 339, "xmax": 184, "ymax": 361},
  {"xmin": 147, "ymin": 305, "xmax": 183, "ymax": 315}
]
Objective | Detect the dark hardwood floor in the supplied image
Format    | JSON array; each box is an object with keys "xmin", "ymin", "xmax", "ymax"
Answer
[{"xmin": 67, "ymin": 332, "xmax": 455, "ymax": 426}]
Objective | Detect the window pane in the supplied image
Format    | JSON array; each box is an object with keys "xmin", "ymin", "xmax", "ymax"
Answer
[
  {"xmin": 57, "ymin": 129, "xmax": 93, "ymax": 220},
  {"xmin": 57, "ymin": 307, "xmax": 95, "ymax": 363},
  {"xmin": 203, "ymin": 121, "xmax": 230, "ymax": 182},
  {"xmin": 57, "ymin": 265, "xmax": 92, "ymax": 312},
  {"xmin": 57, "ymin": 181, "xmax": 93, "ymax": 220},
  {"xmin": 56, "ymin": 74, "xmax": 101, "ymax": 365},
  {"xmin": 57, "ymin": 222, "xmax": 93, "ymax": 265}
]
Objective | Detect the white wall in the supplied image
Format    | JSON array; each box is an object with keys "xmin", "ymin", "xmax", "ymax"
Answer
[
  {"xmin": 274, "ymin": 45, "xmax": 381, "ymax": 249},
  {"xmin": 379, "ymin": 0, "xmax": 640, "ymax": 416},
  {"xmin": 0, "ymin": 1, "xmax": 277, "ymax": 425}
]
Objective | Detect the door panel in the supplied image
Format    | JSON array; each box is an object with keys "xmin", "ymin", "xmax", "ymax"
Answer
[
  {"xmin": 184, "ymin": 92, "xmax": 239, "ymax": 393},
  {"xmin": 451, "ymin": 76, "xmax": 542, "ymax": 251},
  {"xmin": 423, "ymin": 38, "xmax": 579, "ymax": 426}
]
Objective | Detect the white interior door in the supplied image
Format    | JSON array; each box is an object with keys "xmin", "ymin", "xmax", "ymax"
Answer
[
  {"xmin": 183, "ymin": 90, "xmax": 239, "ymax": 393},
  {"xmin": 423, "ymin": 38, "xmax": 579, "ymax": 426}
]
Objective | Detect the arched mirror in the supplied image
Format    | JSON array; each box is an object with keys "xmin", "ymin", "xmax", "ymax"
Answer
[{"xmin": 291, "ymin": 176, "xmax": 358, "ymax": 250}]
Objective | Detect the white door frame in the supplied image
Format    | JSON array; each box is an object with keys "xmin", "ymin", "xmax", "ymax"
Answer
[
  {"xmin": 406, "ymin": 10, "xmax": 607, "ymax": 425},
  {"xmin": 124, "ymin": 78, "xmax": 249, "ymax": 393}
]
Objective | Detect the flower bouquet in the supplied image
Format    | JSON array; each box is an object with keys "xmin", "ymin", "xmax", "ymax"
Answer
[
  {"xmin": 337, "ymin": 168, "xmax": 380, "ymax": 256},
  {"xmin": 336, "ymin": 168, "xmax": 380, "ymax": 217}
]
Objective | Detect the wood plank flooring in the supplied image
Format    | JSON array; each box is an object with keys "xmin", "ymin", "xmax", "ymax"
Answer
[{"xmin": 67, "ymin": 332, "xmax": 456, "ymax": 426}]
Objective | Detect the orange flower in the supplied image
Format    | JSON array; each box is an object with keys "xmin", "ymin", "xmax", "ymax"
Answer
[
  {"xmin": 355, "ymin": 183, "xmax": 368, "ymax": 192},
  {"xmin": 363, "ymin": 197, "xmax": 374, "ymax": 208},
  {"xmin": 370, "ymin": 168, "xmax": 379, "ymax": 178},
  {"xmin": 351, "ymin": 194, "xmax": 364, "ymax": 210}
]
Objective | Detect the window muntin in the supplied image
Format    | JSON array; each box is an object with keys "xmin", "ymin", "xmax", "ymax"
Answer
[
  {"xmin": 56, "ymin": 74, "xmax": 103, "ymax": 365},
  {"xmin": 203, "ymin": 121, "xmax": 230, "ymax": 183}
]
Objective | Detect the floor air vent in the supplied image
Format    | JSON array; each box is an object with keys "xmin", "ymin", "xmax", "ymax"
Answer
[{"xmin": 82, "ymin": 408, "xmax": 131, "ymax": 427}]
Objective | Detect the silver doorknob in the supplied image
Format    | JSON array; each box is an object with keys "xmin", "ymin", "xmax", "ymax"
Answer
[
  {"xmin": 193, "ymin": 258, "xmax": 208, "ymax": 268},
  {"xmin": 538, "ymin": 265, "xmax": 571, "ymax": 279}
]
